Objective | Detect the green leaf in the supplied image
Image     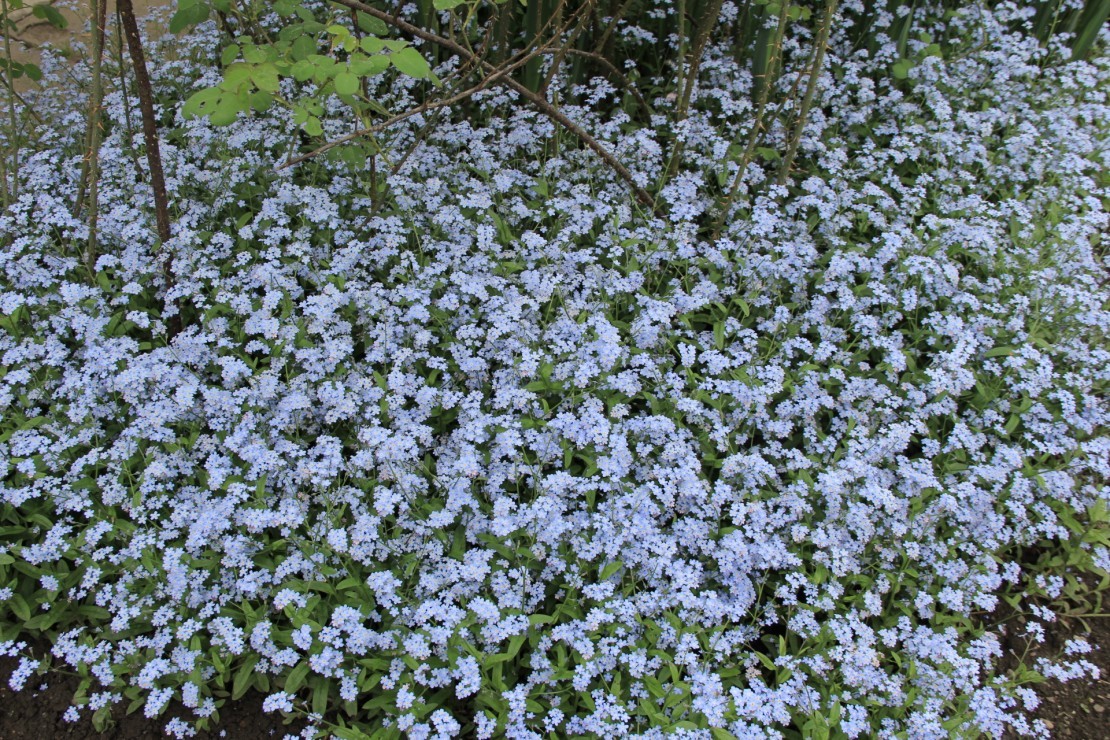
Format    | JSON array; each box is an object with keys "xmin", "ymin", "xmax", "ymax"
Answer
[
  {"xmin": 220, "ymin": 44, "xmax": 241, "ymax": 66},
  {"xmin": 356, "ymin": 12, "xmax": 389, "ymax": 36},
  {"xmin": 9, "ymin": 594, "xmax": 30, "ymax": 622},
  {"xmin": 892, "ymin": 59, "xmax": 913, "ymax": 80},
  {"xmin": 210, "ymin": 92, "xmax": 246, "ymax": 126},
  {"xmin": 505, "ymin": 634, "xmax": 526, "ymax": 661},
  {"xmin": 291, "ymin": 59, "xmax": 315, "ymax": 82},
  {"xmin": 31, "ymin": 4, "xmax": 67, "ymax": 29},
  {"xmin": 390, "ymin": 47, "xmax": 432, "ymax": 79},
  {"xmin": 285, "ymin": 661, "xmax": 310, "ymax": 693},
  {"xmin": 243, "ymin": 45, "xmax": 268, "ymax": 64},
  {"xmin": 360, "ymin": 37, "xmax": 386, "ymax": 54},
  {"xmin": 169, "ymin": 3, "xmax": 209, "ymax": 34},
  {"xmin": 302, "ymin": 116, "xmax": 323, "ymax": 136},
  {"xmin": 291, "ymin": 34, "xmax": 317, "ymax": 61},
  {"xmin": 22, "ymin": 62, "xmax": 42, "ymax": 82},
  {"xmin": 348, "ymin": 54, "xmax": 390, "ymax": 77},
  {"xmin": 334, "ymin": 71, "xmax": 359, "ymax": 96},
  {"xmin": 25, "ymin": 611, "xmax": 59, "ymax": 630},
  {"xmin": 183, "ymin": 87, "xmax": 218, "ymax": 118},
  {"xmin": 434, "ymin": 0, "xmax": 466, "ymax": 9},
  {"xmin": 250, "ymin": 90, "xmax": 274, "ymax": 112},
  {"xmin": 600, "ymin": 560, "xmax": 623, "ymax": 581},
  {"xmin": 250, "ymin": 63, "xmax": 280, "ymax": 93},
  {"xmin": 221, "ymin": 62, "xmax": 253, "ymax": 91},
  {"xmin": 233, "ymin": 654, "xmax": 260, "ymax": 700},
  {"xmin": 311, "ymin": 678, "xmax": 331, "ymax": 716}
]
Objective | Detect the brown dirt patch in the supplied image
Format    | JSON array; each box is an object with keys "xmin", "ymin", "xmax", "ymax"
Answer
[
  {"xmin": 6, "ymin": 0, "xmax": 175, "ymax": 91},
  {"xmin": 0, "ymin": 648, "xmax": 306, "ymax": 739},
  {"xmin": 997, "ymin": 607, "xmax": 1110, "ymax": 739}
]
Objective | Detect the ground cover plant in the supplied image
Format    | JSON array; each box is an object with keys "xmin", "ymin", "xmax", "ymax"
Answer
[{"xmin": 0, "ymin": 0, "xmax": 1108, "ymax": 737}]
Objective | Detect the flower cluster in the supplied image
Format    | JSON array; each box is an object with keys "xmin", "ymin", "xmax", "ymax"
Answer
[{"xmin": 0, "ymin": 2, "xmax": 1107, "ymax": 738}]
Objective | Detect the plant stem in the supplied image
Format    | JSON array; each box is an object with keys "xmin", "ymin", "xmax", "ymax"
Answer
[
  {"xmin": 712, "ymin": 1, "xmax": 790, "ymax": 238},
  {"xmin": 0, "ymin": 0, "xmax": 21, "ymax": 202},
  {"xmin": 662, "ymin": 0, "xmax": 725, "ymax": 184},
  {"xmin": 118, "ymin": 0, "xmax": 178, "ymax": 337},
  {"xmin": 330, "ymin": 0, "xmax": 655, "ymax": 208},
  {"xmin": 85, "ymin": 0, "xmax": 108, "ymax": 275},
  {"xmin": 777, "ymin": 0, "xmax": 837, "ymax": 187}
]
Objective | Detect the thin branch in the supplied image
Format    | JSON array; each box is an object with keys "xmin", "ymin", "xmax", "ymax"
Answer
[
  {"xmin": 118, "ymin": 0, "xmax": 178, "ymax": 337},
  {"xmin": 537, "ymin": 0, "xmax": 591, "ymax": 96},
  {"xmin": 73, "ymin": 0, "xmax": 108, "ymax": 274},
  {"xmin": 677, "ymin": 0, "xmax": 724, "ymax": 120},
  {"xmin": 0, "ymin": 73, "xmax": 42, "ymax": 125},
  {"xmin": 0, "ymin": 0, "xmax": 23, "ymax": 201},
  {"xmin": 118, "ymin": 0, "xmax": 170, "ymax": 243},
  {"xmin": 329, "ymin": 0, "xmax": 654, "ymax": 208},
  {"xmin": 549, "ymin": 48, "xmax": 652, "ymax": 115},
  {"xmin": 591, "ymin": 0, "xmax": 636, "ymax": 56},
  {"xmin": 776, "ymin": 0, "xmax": 837, "ymax": 187},
  {"xmin": 711, "ymin": 2, "xmax": 791, "ymax": 239},
  {"xmin": 277, "ymin": 50, "xmax": 528, "ymax": 170},
  {"xmin": 662, "ymin": 0, "xmax": 724, "ymax": 183}
]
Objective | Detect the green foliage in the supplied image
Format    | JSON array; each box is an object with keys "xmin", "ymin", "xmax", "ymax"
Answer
[{"xmin": 177, "ymin": 0, "xmax": 440, "ymax": 135}]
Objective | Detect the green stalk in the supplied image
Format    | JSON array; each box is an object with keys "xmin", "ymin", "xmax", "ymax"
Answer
[
  {"xmin": 0, "ymin": 0, "xmax": 20, "ymax": 203},
  {"xmin": 777, "ymin": 0, "xmax": 837, "ymax": 187},
  {"xmin": 712, "ymin": 0, "xmax": 789, "ymax": 238},
  {"xmin": 660, "ymin": 0, "xmax": 725, "ymax": 184},
  {"xmin": 750, "ymin": 0, "xmax": 786, "ymax": 100},
  {"xmin": 524, "ymin": 0, "xmax": 542, "ymax": 90},
  {"xmin": 85, "ymin": 0, "xmax": 108, "ymax": 275},
  {"xmin": 674, "ymin": 0, "xmax": 688, "ymax": 106},
  {"xmin": 1071, "ymin": 0, "xmax": 1110, "ymax": 60}
]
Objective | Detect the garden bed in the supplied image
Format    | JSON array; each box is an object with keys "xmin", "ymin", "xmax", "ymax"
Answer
[{"xmin": 1, "ymin": 1, "xmax": 1107, "ymax": 738}]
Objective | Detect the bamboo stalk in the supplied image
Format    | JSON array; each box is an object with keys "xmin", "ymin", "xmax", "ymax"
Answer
[{"xmin": 1, "ymin": 0, "xmax": 22, "ymax": 204}]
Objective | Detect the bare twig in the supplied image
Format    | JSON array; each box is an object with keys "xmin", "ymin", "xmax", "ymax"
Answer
[
  {"xmin": 711, "ymin": 2, "xmax": 790, "ymax": 239},
  {"xmin": 73, "ymin": 0, "xmax": 108, "ymax": 274},
  {"xmin": 118, "ymin": 0, "xmax": 170, "ymax": 243},
  {"xmin": 115, "ymin": 0, "xmax": 144, "ymax": 179},
  {"xmin": 677, "ymin": 0, "xmax": 724, "ymax": 119},
  {"xmin": 663, "ymin": 0, "xmax": 725, "ymax": 182},
  {"xmin": 118, "ymin": 0, "xmax": 178, "ymax": 336},
  {"xmin": 329, "ymin": 0, "xmax": 654, "ymax": 208},
  {"xmin": 537, "ymin": 0, "xmax": 591, "ymax": 96},
  {"xmin": 777, "ymin": 0, "xmax": 837, "ymax": 187},
  {"xmin": 548, "ymin": 48, "xmax": 652, "ymax": 115},
  {"xmin": 591, "ymin": 0, "xmax": 635, "ymax": 56},
  {"xmin": 277, "ymin": 51, "xmax": 528, "ymax": 170}
]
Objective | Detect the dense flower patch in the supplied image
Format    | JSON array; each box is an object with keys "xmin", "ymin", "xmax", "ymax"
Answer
[{"xmin": 0, "ymin": 2, "xmax": 1107, "ymax": 738}]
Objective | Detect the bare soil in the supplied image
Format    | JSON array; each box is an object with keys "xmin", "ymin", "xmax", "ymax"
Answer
[
  {"xmin": 0, "ymin": 647, "xmax": 305, "ymax": 739},
  {"xmin": 7, "ymin": 0, "xmax": 174, "ymax": 91},
  {"xmin": 997, "ymin": 607, "xmax": 1110, "ymax": 739}
]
